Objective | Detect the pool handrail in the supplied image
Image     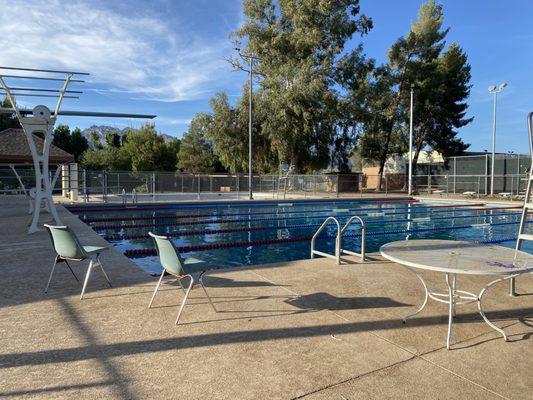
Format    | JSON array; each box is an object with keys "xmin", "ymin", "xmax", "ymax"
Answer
[
  {"xmin": 340, "ymin": 216, "xmax": 366, "ymax": 262},
  {"xmin": 310, "ymin": 216, "xmax": 341, "ymax": 265}
]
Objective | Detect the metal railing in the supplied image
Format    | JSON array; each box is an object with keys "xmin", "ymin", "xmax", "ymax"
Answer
[
  {"xmin": 311, "ymin": 217, "xmax": 342, "ymax": 264},
  {"xmin": 310, "ymin": 215, "xmax": 366, "ymax": 264},
  {"xmin": 340, "ymin": 216, "xmax": 366, "ymax": 261}
]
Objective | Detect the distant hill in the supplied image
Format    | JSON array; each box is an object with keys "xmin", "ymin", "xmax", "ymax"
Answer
[{"xmin": 82, "ymin": 125, "xmax": 175, "ymax": 148}]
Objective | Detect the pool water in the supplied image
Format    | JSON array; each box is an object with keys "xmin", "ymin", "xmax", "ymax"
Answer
[{"xmin": 68, "ymin": 198, "xmax": 533, "ymax": 275}]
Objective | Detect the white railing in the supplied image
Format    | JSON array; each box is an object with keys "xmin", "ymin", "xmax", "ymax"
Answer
[
  {"xmin": 310, "ymin": 215, "xmax": 366, "ymax": 265},
  {"xmin": 340, "ymin": 216, "xmax": 366, "ymax": 261},
  {"xmin": 310, "ymin": 216, "xmax": 341, "ymax": 265}
]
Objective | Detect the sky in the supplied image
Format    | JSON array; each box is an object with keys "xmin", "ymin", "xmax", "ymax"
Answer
[{"xmin": 0, "ymin": 0, "xmax": 532, "ymax": 154}]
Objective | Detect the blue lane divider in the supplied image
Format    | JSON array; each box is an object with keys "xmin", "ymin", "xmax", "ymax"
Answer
[
  {"xmin": 68, "ymin": 197, "xmax": 413, "ymax": 213},
  {"xmin": 82, "ymin": 201, "xmax": 427, "ymax": 222},
  {"xmin": 104, "ymin": 211, "xmax": 523, "ymax": 241},
  {"xmin": 123, "ymin": 219, "xmax": 530, "ymax": 258},
  {"xmin": 92, "ymin": 205, "xmax": 519, "ymax": 232}
]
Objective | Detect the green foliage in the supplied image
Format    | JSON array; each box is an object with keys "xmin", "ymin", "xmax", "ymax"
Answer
[
  {"xmin": 0, "ymin": 98, "xmax": 20, "ymax": 131},
  {"xmin": 231, "ymin": 0, "xmax": 372, "ymax": 172},
  {"xmin": 105, "ymin": 132, "xmax": 121, "ymax": 148},
  {"xmin": 53, "ymin": 125, "xmax": 72, "ymax": 153},
  {"xmin": 121, "ymin": 124, "xmax": 168, "ymax": 172},
  {"xmin": 89, "ymin": 131, "xmax": 102, "ymax": 149},
  {"xmin": 70, "ymin": 128, "xmax": 89, "ymax": 162},
  {"xmin": 178, "ymin": 114, "xmax": 222, "ymax": 173},
  {"xmin": 79, "ymin": 149, "xmax": 105, "ymax": 170},
  {"xmin": 356, "ymin": 0, "xmax": 472, "ymax": 187},
  {"xmin": 53, "ymin": 125, "xmax": 89, "ymax": 163}
]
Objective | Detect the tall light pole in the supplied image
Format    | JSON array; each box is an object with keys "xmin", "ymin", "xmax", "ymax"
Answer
[
  {"xmin": 408, "ymin": 84, "xmax": 414, "ymax": 195},
  {"xmin": 488, "ymin": 83, "xmax": 507, "ymax": 196},
  {"xmin": 236, "ymin": 48, "xmax": 258, "ymax": 200}
]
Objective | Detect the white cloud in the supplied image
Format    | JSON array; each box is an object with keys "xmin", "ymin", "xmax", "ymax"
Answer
[{"xmin": 0, "ymin": 0, "xmax": 233, "ymax": 102}]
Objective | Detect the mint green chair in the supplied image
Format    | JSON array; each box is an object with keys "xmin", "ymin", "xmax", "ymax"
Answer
[
  {"xmin": 44, "ymin": 224, "xmax": 112, "ymax": 299},
  {"xmin": 148, "ymin": 232, "xmax": 216, "ymax": 325}
]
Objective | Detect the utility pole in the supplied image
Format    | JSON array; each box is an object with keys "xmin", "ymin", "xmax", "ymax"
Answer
[
  {"xmin": 408, "ymin": 84, "xmax": 414, "ymax": 195},
  {"xmin": 488, "ymin": 83, "xmax": 507, "ymax": 196}
]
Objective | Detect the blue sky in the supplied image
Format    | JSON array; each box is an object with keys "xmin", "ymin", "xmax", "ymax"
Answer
[{"xmin": 1, "ymin": 0, "xmax": 531, "ymax": 153}]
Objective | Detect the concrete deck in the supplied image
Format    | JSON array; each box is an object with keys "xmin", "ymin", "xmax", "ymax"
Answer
[{"xmin": 0, "ymin": 196, "xmax": 532, "ymax": 399}]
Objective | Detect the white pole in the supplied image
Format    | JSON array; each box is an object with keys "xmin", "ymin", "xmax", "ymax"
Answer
[
  {"xmin": 490, "ymin": 91, "xmax": 497, "ymax": 196},
  {"xmin": 249, "ymin": 56, "xmax": 253, "ymax": 200},
  {"xmin": 408, "ymin": 85, "xmax": 414, "ymax": 195}
]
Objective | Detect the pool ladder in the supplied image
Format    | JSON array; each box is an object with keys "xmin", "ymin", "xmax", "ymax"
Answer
[
  {"xmin": 310, "ymin": 216, "xmax": 366, "ymax": 265},
  {"xmin": 121, "ymin": 188, "xmax": 138, "ymax": 205}
]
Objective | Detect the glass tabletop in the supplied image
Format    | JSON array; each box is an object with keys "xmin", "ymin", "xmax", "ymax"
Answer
[{"xmin": 380, "ymin": 240, "xmax": 533, "ymax": 275}]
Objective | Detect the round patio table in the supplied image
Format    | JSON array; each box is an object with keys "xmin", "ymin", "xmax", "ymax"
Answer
[{"xmin": 380, "ymin": 239, "xmax": 533, "ymax": 349}]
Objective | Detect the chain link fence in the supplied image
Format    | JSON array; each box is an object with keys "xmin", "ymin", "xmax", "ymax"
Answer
[
  {"xmin": 77, "ymin": 171, "xmax": 399, "ymax": 202},
  {"xmin": 1, "ymin": 152, "xmax": 530, "ymax": 203}
]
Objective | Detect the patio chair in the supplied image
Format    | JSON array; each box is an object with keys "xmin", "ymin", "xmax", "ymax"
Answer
[
  {"xmin": 148, "ymin": 232, "xmax": 216, "ymax": 325},
  {"xmin": 44, "ymin": 224, "xmax": 112, "ymax": 299}
]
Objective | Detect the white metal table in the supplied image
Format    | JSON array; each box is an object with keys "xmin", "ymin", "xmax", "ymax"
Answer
[{"xmin": 380, "ymin": 240, "xmax": 533, "ymax": 349}]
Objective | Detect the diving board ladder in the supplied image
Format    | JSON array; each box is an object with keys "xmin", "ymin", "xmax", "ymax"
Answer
[
  {"xmin": 513, "ymin": 111, "xmax": 533, "ymax": 296},
  {"xmin": 310, "ymin": 216, "xmax": 366, "ymax": 265}
]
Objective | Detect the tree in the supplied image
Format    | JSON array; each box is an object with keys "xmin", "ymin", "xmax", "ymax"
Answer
[
  {"xmin": 177, "ymin": 114, "xmax": 221, "ymax": 173},
  {"xmin": 79, "ymin": 149, "xmax": 105, "ymax": 170},
  {"xmin": 70, "ymin": 128, "xmax": 89, "ymax": 162},
  {"xmin": 53, "ymin": 125, "xmax": 72, "ymax": 154},
  {"xmin": 230, "ymin": 0, "xmax": 372, "ymax": 172},
  {"xmin": 121, "ymin": 124, "xmax": 167, "ymax": 171},
  {"xmin": 358, "ymin": 66, "xmax": 406, "ymax": 188},
  {"xmin": 105, "ymin": 132, "xmax": 121, "ymax": 148},
  {"xmin": 390, "ymin": 0, "xmax": 471, "ymax": 175},
  {"xmin": 160, "ymin": 138, "xmax": 181, "ymax": 171},
  {"xmin": 0, "ymin": 98, "xmax": 20, "ymax": 131},
  {"xmin": 205, "ymin": 90, "xmax": 277, "ymax": 173},
  {"xmin": 89, "ymin": 131, "xmax": 102, "ymax": 149},
  {"xmin": 333, "ymin": 45, "xmax": 376, "ymax": 172}
]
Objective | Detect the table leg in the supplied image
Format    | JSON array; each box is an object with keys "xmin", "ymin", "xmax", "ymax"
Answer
[
  {"xmin": 445, "ymin": 273, "xmax": 456, "ymax": 349},
  {"xmin": 402, "ymin": 267, "xmax": 429, "ymax": 323},
  {"xmin": 477, "ymin": 275, "xmax": 518, "ymax": 341}
]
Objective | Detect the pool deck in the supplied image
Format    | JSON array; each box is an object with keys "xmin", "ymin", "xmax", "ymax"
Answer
[{"xmin": 1, "ymin": 196, "xmax": 532, "ymax": 399}]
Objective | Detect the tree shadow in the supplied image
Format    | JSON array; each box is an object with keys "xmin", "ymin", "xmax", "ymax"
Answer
[{"xmin": 285, "ymin": 292, "xmax": 411, "ymax": 311}]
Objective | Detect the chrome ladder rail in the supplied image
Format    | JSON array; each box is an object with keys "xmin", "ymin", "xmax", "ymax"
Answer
[
  {"xmin": 310, "ymin": 216, "xmax": 341, "ymax": 265},
  {"xmin": 340, "ymin": 216, "xmax": 366, "ymax": 262}
]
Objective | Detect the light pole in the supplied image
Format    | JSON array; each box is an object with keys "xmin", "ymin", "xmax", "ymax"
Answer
[
  {"xmin": 408, "ymin": 84, "xmax": 414, "ymax": 195},
  {"xmin": 235, "ymin": 48, "xmax": 259, "ymax": 200},
  {"xmin": 488, "ymin": 83, "xmax": 507, "ymax": 196}
]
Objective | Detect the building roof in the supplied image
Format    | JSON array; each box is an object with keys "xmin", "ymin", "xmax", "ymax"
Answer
[{"xmin": 0, "ymin": 128, "xmax": 74, "ymax": 164}]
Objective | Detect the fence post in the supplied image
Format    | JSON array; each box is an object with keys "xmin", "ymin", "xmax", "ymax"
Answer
[
  {"xmin": 152, "ymin": 172, "xmax": 156, "ymax": 201},
  {"xmin": 453, "ymin": 157, "xmax": 456, "ymax": 194},
  {"xmin": 517, "ymin": 155, "xmax": 520, "ymax": 196},
  {"xmin": 485, "ymin": 154, "xmax": 489, "ymax": 195},
  {"xmin": 102, "ymin": 171, "xmax": 107, "ymax": 203},
  {"xmin": 83, "ymin": 169, "xmax": 87, "ymax": 202},
  {"xmin": 236, "ymin": 174, "xmax": 240, "ymax": 199},
  {"xmin": 197, "ymin": 174, "xmax": 201, "ymax": 200}
]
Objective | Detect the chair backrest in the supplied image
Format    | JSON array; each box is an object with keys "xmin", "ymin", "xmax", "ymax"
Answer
[
  {"xmin": 149, "ymin": 232, "xmax": 186, "ymax": 276},
  {"xmin": 44, "ymin": 224, "xmax": 87, "ymax": 260}
]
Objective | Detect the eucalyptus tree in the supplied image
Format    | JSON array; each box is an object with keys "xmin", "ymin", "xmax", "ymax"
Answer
[
  {"xmin": 230, "ymin": 0, "xmax": 372, "ymax": 172},
  {"xmin": 177, "ymin": 113, "xmax": 222, "ymax": 173}
]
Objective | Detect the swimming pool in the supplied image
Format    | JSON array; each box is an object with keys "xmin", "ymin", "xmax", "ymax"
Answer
[{"xmin": 68, "ymin": 198, "xmax": 533, "ymax": 275}]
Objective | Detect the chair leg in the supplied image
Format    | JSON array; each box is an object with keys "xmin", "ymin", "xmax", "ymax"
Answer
[
  {"xmin": 64, "ymin": 260, "xmax": 79, "ymax": 282},
  {"xmin": 44, "ymin": 255, "xmax": 59, "ymax": 293},
  {"xmin": 175, "ymin": 275, "xmax": 194, "ymax": 326},
  {"xmin": 95, "ymin": 255, "xmax": 112, "ymax": 288},
  {"xmin": 80, "ymin": 259, "xmax": 94, "ymax": 300},
  {"xmin": 199, "ymin": 271, "xmax": 217, "ymax": 312},
  {"xmin": 148, "ymin": 269, "xmax": 166, "ymax": 308}
]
